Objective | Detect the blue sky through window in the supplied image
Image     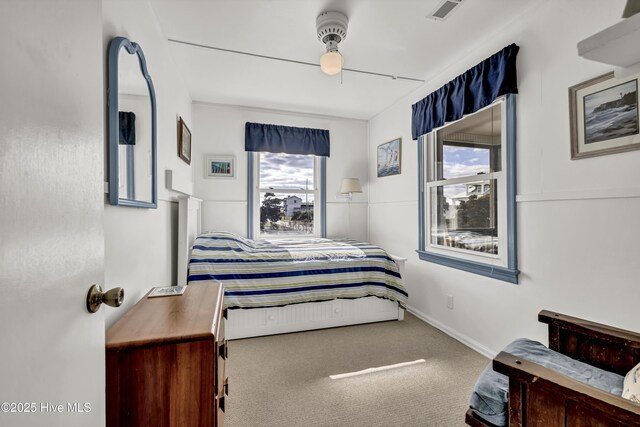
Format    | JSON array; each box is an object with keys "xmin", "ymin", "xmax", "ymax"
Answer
[
  {"xmin": 442, "ymin": 146, "xmax": 490, "ymax": 180},
  {"xmin": 259, "ymin": 152, "xmax": 314, "ymax": 191}
]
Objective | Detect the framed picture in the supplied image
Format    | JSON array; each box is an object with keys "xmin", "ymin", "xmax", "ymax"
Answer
[
  {"xmin": 205, "ymin": 154, "xmax": 235, "ymax": 179},
  {"xmin": 569, "ymin": 72, "xmax": 640, "ymax": 159},
  {"xmin": 377, "ymin": 137, "xmax": 402, "ymax": 177},
  {"xmin": 177, "ymin": 116, "xmax": 191, "ymax": 164}
]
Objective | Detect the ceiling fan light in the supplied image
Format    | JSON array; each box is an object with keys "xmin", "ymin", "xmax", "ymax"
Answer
[{"xmin": 320, "ymin": 51, "xmax": 342, "ymax": 75}]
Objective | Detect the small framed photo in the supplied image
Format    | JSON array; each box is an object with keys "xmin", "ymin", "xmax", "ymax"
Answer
[
  {"xmin": 148, "ymin": 285, "xmax": 187, "ymax": 298},
  {"xmin": 377, "ymin": 137, "xmax": 402, "ymax": 177},
  {"xmin": 205, "ymin": 154, "xmax": 236, "ymax": 179},
  {"xmin": 177, "ymin": 116, "xmax": 192, "ymax": 164},
  {"xmin": 569, "ymin": 72, "xmax": 640, "ymax": 159}
]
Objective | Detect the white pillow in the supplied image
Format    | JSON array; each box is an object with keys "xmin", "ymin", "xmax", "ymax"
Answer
[{"xmin": 622, "ymin": 362, "xmax": 640, "ymax": 403}]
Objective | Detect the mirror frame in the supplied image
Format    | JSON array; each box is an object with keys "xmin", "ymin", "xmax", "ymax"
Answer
[{"xmin": 107, "ymin": 36, "xmax": 157, "ymax": 208}]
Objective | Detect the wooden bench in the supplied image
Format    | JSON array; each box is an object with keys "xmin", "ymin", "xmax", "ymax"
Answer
[{"xmin": 466, "ymin": 310, "xmax": 640, "ymax": 426}]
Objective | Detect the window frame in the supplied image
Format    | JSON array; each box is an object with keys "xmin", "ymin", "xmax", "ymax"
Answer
[
  {"xmin": 417, "ymin": 94, "xmax": 519, "ymax": 283},
  {"xmin": 247, "ymin": 152, "xmax": 326, "ymax": 239}
]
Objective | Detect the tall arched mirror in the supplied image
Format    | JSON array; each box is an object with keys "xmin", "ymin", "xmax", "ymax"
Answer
[{"xmin": 107, "ymin": 37, "xmax": 157, "ymax": 208}]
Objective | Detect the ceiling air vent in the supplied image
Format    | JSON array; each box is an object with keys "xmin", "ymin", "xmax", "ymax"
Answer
[{"xmin": 427, "ymin": 0, "xmax": 464, "ymax": 21}]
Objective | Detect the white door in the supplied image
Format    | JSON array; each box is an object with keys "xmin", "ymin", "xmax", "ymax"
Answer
[{"xmin": 0, "ymin": 1, "xmax": 106, "ymax": 426}]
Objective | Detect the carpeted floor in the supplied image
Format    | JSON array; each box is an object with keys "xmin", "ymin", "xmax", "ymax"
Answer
[{"xmin": 225, "ymin": 313, "xmax": 488, "ymax": 427}]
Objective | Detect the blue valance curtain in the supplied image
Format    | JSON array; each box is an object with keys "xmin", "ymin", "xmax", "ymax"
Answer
[
  {"xmin": 245, "ymin": 122, "xmax": 330, "ymax": 157},
  {"xmin": 411, "ymin": 44, "xmax": 520, "ymax": 140}
]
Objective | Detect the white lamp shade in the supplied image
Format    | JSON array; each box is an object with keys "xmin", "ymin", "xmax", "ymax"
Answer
[
  {"xmin": 320, "ymin": 51, "xmax": 342, "ymax": 75},
  {"xmin": 340, "ymin": 178, "xmax": 362, "ymax": 194}
]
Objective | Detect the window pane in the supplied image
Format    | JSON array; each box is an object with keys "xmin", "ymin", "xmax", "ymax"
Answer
[
  {"xmin": 434, "ymin": 103, "xmax": 502, "ymax": 181},
  {"xmin": 440, "ymin": 145, "xmax": 491, "ymax": 179},
  {"xmin": 258, "ymin": 152, "xmax": 315, "ymax": 237},
  {"xmin": 430, "ymin": 180, "xmax": 498, "ymax": 254},
  {"xmin": 259, "ymin": 192, "xmax": 314, "ymax": 236},
  {"xmin": 259, "ymin": 152, "xmax": 314, "ymax": 190}
]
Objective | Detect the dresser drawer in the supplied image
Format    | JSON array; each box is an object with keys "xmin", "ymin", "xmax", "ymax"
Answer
[
  {"xmin": 215, "ymin": 306, "xmax": 228, "ymax": 427},
  {"xmin": 214, "ymin": 379, "xmax": 227, "ymax": 427},
  {"xmin": 215, "ymin": 306, "xmax": 228, "ymax": 400}
]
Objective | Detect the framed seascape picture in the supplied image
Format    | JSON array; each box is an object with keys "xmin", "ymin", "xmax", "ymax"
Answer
[
  {"xmin": 177, "ymin": 116, "xmax": 192, "ymax": 164},
  {"xmin": 569, "ymin": 72, "xmax": 640, "ymax": 159},
  {"xmin": 205, "ymin": 154, "xmax": 235, "ymax": 179},
  {"xmin": 377, "ymin": 137, "xmax": 402, "ymax": 177}
]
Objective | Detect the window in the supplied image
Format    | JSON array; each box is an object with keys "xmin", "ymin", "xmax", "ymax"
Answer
[
  {"xmin": 418, "ymin": 95, "xmax": 518, "ymax": 283},
  {"xmin": 249, "ymin": 152, "xmax": 326, "ymax": 238}
]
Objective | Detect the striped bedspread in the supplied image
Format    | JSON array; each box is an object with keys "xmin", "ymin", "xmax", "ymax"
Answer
[{"xmin": 187, "ymin": 231, "xmax": 408, "ymax": 309}]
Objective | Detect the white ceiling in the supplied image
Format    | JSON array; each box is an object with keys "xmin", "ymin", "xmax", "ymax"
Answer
[{"xmin": 150, "ymin": 0, "xmax": 535, "ymax": 120}]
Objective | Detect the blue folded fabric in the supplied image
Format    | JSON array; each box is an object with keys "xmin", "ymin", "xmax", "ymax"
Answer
[{"xmin": 469, "ymin": 338, "xmax": 624, "ymax": 426}]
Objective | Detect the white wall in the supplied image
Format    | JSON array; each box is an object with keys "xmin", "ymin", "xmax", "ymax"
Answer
[
  {"xmin": 103, "ymin": 0, "xmax": 193, "ymax": 328},
  {"xmin": 192, "ymin": 103, "xmax": 369, "ymax": 241},
  {"xmin": 368, "ymin": 0, "xmax": 640, "ymax": 357}
]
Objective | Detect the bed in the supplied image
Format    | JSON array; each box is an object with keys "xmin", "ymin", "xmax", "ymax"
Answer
[{"xmin": 177, "ymin": 196, "xmax": 407, "ymax": 339}]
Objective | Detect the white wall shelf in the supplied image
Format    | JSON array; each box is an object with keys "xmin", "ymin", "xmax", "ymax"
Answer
[
  {"xmin": 165, "ymin": 169, "xmax": 193, "ymax": 196},
  {"xmin": 578, "ymin": 13, "xmax": 640, "ymax": 76}
]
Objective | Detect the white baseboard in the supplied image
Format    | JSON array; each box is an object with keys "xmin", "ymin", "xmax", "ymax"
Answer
[{"xmin": 406, "ymin": 304, "xmax": 496, "ymax": 359}]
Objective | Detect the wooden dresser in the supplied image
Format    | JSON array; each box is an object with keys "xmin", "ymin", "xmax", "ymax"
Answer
[{"xmin": 106, "ymin": 283, "xmax": 228, "ymax": 427}]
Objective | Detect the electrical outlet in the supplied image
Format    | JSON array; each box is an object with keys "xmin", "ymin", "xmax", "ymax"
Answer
[{"xmin": 446, "ymin": 294, "xmax": 454, "ymax": 310}]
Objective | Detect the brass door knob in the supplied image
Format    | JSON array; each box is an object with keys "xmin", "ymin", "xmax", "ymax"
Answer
[{"xmin": 86, "ymin": 284, "xmax": 124, "ymax": 313}]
